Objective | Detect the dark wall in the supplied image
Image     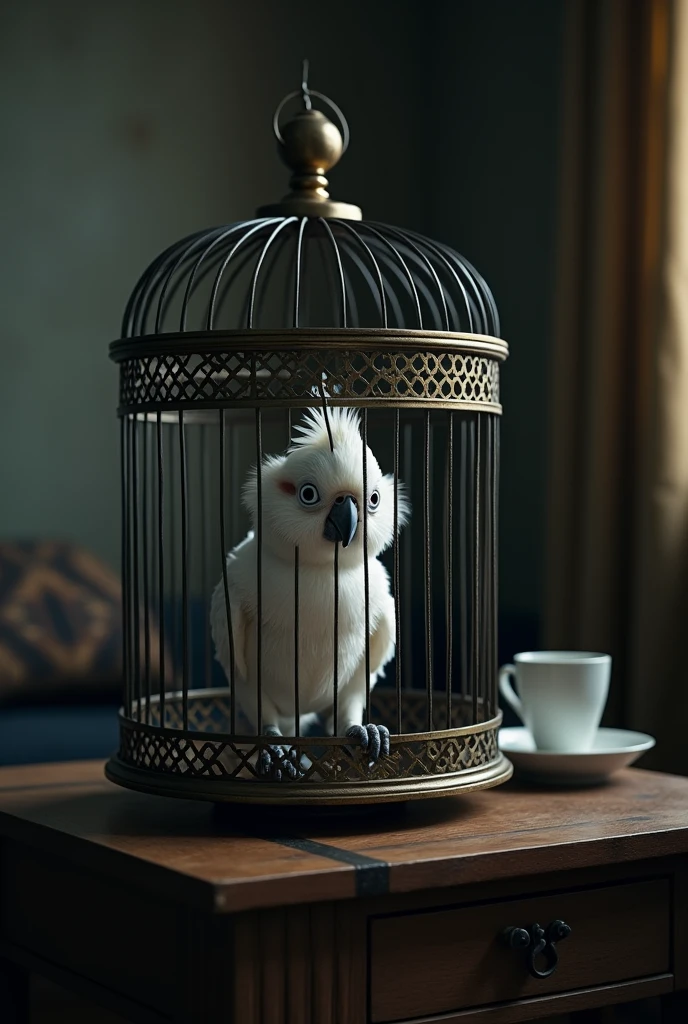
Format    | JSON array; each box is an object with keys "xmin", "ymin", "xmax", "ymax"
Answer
[
  {"xmin": 0, "ymin": 0, "xmax": 424, "ymax": 568},
  {"xmin": 421, "ymin": 0, "xmax": 565, "ymax": 640},
  {"xmin": 0, "ymin": 0, "xmax": 564, "ymax": 649}
]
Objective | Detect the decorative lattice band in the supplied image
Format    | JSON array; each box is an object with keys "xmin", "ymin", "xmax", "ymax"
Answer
[
  {"xmin": 116, "ymin": 690, "xmax": 501, "ymax": 786},
  {"xmin": 117, "ymin": 348, "xmax": 501, "ymax": 412}
]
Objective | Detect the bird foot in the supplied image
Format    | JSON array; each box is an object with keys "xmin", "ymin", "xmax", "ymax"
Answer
[
  {"xmin": 258, "ymin": 743, "xmax": 302, "ymax": 781},
  {"xmin": 346, "ymin": 724, "xmax": 390, "ymax": 766}
]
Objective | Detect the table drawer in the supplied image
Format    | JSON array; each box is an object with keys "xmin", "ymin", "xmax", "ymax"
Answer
[{"xmin": 370, "ymin": 879, "xmax": 670, "ymax": 1022}]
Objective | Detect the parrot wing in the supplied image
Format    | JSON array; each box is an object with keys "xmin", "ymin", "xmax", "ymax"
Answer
[{"xmin": 368, "ymin": 587, "xmax": 396, "ymax": 681}]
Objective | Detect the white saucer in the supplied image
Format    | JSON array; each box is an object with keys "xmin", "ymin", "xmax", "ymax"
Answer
[{"xmin": 499, "ymin": 727, "xmax": 656, "ymax": 786}]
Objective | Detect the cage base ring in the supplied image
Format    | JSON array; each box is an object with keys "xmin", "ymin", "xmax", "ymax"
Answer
[{"xmin": 105, "ymin": 751, "xmax": 513, "ymax": 806}]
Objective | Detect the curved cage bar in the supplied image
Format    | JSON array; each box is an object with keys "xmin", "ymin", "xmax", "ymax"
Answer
[
  {"xmin": 121, "ymin": 219, "xmax": 501, "ymax": 339},
  {"xmin": 107, "ymin": 81, "xmax": 510, "ymax": 805}
]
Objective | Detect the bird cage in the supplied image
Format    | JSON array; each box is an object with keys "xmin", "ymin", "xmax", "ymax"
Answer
[{"xmin": 106, "ymin": 68, "xmax": 512, "ymax": 805}]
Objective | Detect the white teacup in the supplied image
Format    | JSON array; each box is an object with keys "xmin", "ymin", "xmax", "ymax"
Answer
[{"xmin": 499, "ymin": 651, "xmax": 611, "ymax": 752}]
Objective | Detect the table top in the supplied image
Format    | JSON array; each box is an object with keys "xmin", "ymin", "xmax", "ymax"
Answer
[{"xmin": 0, "ymin": 761, "xmax": 687, "ymax": 914}]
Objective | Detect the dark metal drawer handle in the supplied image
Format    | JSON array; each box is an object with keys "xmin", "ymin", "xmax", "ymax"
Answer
[{"xmin": 503, "ymin": 920, "xmax": 572, "ymax": 979}]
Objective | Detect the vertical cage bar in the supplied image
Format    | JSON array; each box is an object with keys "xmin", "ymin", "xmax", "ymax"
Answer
[
  {"xmin": 424, "ymin": 411, "xmax": 433, "ymax": 729},
  {"xmin": 219, "ymin": 409, "xmax": 236, "ymax": 734},
  {"xmin": 157, "ymin": 412, "xmax": 166, "ymax": 727},
  {"xmin": 473, "ymin": 416, "xmax": 482, "ymax": 724},
  {"xmin": 333, "ymin": 542, "xmax": 339, "ymax": 735},
  {"xmin": 131, "ymin": 414, "xmax": 141, "ymax": 724},
  {"xmin": 256, "ymin": 407, "xmax": 263, "ymax": 732},
  {"xmin": 169, "ymin": 431, "xmax": 177, "ymax": 688},
  {"xmin": 446, "ymin": 411, "xmax": 454, "ymax": 728},
  {"xmin": 459, "ymin": 417, "xmax": 469, "ymax": 708},
  {"xmin": 120, "ymin": 415, "xmax": 130, "ymax": 718},
  {"xmin": 393, "ymin": 409, "xmax": 401, "ymax": 735},
  {"xmin": 289, "ymin": 409, "xmax": 299, "ymax": 738},
  {"xmin": 149, "ymin": 419, "xmax": 158, "ymax": 701},
  {"xmin": 481, "ymin": 417, "xmax": 490, "ymax": 721},
  {"xmin": 142, "ymin": 418, "xmax": 151, "ymax": 724},
  {"xmin": 200, "ymin": 424, "xmax": 211, "ymax": 686},
  {"xmin": 480, "ymin": 417, "xmax": 487, "ymax": 720},
  {"xmin": 465, "ymin": 417, "xmax": 473, "ymax": 719},
  {"xmin": 231, "ymin": 420, "xmax": 241, "ymax": 537},
  {"xmin": 362, "ymin": 410, "xmax": 371, "ymax": 719},
  {"xmin": 490, "ymin": 415, "xmax": 496, "ymax": 718},
  {"xmin": 403, "ymin": 422, "xmax": 413, "ymax": 688},
  {"xmin": 492, "ymin": 415, "xmax": 500, "ymax": 718},
  {"xmin": 294, "ymin": 545, "xmax": 300, "ymax": 736},
  {"xmin": 179, "ymin": 410, "xmax": 189, "ymax": 730},
  {"xmin": 487, "ymin": 417, "xmax": 492, "ymax": 719}
]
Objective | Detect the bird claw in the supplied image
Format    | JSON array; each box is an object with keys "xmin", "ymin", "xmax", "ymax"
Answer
[
  {"xmin": 258, "ymin": 744, "xmax": 302, "ymax": 781},
  {"xmin": 346, "ymin": 723, "xmax": 390, "ymax": 765}
]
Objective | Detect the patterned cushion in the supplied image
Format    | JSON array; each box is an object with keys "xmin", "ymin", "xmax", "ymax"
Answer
[{"xmin": 0, "ymin": 542, "xmax": 133, "ymax": 705}]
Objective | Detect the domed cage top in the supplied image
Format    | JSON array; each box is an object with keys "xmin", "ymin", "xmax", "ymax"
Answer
[
  {"xmin": 106, "ymin": 68, "xmax": 511, "ymax": 804},
  {"xmin": 121, "ymin": 216, "xmax": 501, "ymax": 338}
]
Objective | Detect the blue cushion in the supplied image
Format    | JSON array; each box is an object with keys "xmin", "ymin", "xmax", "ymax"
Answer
[{"xmin": 0, "ymin": 704, "xmax": 120, "ymax": 765}]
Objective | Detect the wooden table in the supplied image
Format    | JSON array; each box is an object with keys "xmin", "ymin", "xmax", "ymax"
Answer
[{"xmin": 0, "ymin": 762, "xmax": 687, "ymax": 1024}]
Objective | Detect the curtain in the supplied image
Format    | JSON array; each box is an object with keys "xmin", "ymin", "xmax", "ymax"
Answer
[{"xmin": 545, "ymin": 0, "xmax": 688, "ymax": 772}]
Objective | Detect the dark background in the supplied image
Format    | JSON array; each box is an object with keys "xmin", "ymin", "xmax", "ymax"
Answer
[{"xmin": 0, "ymin": 0, "xmax": 565, "ymax": 649}]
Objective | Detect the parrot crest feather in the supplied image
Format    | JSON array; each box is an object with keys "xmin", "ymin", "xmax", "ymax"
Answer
[{"xmin": 289, "ymin": 406, "xmax": 360, "ymax": 453}]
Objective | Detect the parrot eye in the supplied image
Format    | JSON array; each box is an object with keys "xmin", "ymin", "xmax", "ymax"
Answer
[
  {"xmin": 298, "ymin": 483, "xmax": 321, "ymax": 507},
  {"xmin": 368, "ymin": 489, "xmax": 381, "ymax": 512}
]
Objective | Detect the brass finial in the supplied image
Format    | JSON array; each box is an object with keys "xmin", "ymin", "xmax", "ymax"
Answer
[{"xmin": 257, "ymin": 61, "xmax": 362, "ymax": 221}]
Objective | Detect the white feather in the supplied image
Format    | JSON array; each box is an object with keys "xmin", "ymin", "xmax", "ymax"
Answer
[{"xmin": 210, "ymin": 407, "xmax": 409, "ymax": 739}]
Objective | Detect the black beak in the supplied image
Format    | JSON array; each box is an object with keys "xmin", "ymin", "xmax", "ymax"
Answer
[{"xmin": 323, "ymin": 495, "xmax": 358, "ymax": 548}]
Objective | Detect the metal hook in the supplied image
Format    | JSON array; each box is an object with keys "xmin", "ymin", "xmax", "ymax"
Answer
[
  {"xmin": 301, "ymin": 58, "xmax": 312, "ymax": 111},
  {"xmin": 272, "ymin": 89, "xmax": 351, "ymax": 154}
]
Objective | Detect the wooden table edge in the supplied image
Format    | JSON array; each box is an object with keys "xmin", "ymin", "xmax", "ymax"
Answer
[{"xmin": 1, "ymin": 808, "xmax": 688, "ymax": 914}]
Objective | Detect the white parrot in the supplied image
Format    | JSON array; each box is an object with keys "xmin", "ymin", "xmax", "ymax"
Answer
[{"xmin": 210, "ymin": 406, "xmax": 409, "ymax": 779}]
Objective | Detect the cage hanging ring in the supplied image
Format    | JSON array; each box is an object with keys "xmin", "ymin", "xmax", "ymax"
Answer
[{"xmin": 272, "ymin": 89, "xmax": 351, "ymax": 154}]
